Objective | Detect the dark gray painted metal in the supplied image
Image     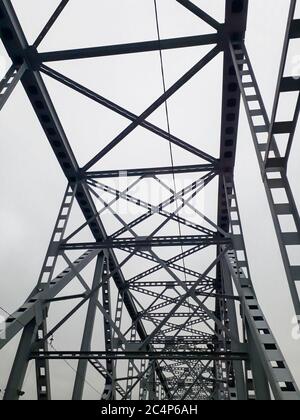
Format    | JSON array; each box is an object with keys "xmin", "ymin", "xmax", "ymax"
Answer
[
  {"xmin": 4, "ymin": 320, "xmax": 37, "ymax": 400},
  {"xmin": 38, "ymin": 34, "xmax": 220, "ymax": 62},
  {"xmin": 35, "ymin": 322, "xmax": 52, "ymax": 401},
  {"xmin": 246, "ymin": 323, "xmax": 271, "ymax": 401},
  {"xmin": 176, "ymin": 0, "xmax": 221, "ymax": 30},
  {"xmin": 33, "ymin": 0, "xmax": 70, "ymax": 48},
  {"xmin": 85, "ymin": 164, "xmax": 217, "ymax": 179},
  {"xmin": 101, "ymin": 260, "xmax": 115, "ymax": 400},
  {"xmin": 0, "ymin": 63, "xmax": 26, "ymax": 110},
  {"xmin": 0, "ymin": 0, "xmax": 170, "ymax": 397},
  {"xmin": 221, "ymin": 260, "xmax": 247, "ymax": 400},
  {"xmin": 31, "ymin": 351, "xmax": 249, "ymax": 361},
  {"xmin": 0, "ymin": 250, "xmax": 100, "ymax": 351},
  {"xmin": 1, "ymin": 0, "xmax": 299, "ymax": 401},
  {"xmin": 265, "ymin": 0, "xmax": 300, "ymax": 167},
  {"xmin": 40, "ymin": 65, "xmax": 218, "ymax": 164},
  {"xmin": 83, "ymin": 46, "xmax": 220, "ymax": 170},
  {"xmin": 61, "ymin": 235, "xmax": 231, "ymax": 251},
  {"xmin": 223, "ymin": 175, "xmax": 300, "ymax": 400},
  {"xmin": 230, "ymin": 41, "xmax": 300, "ymax": 317}
]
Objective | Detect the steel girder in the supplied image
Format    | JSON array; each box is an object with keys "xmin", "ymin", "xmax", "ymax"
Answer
[
  {"xmin": 60, "ymin": 235, "xmax": 231, "ymax": 251},
  {"xmin": 84, "ymin": 164, "xmax": 218, "ymax": 179},
  {"xmin": 0, "ymin": 0, "xmax": 300, "ymax": 401},
  {"xmin": 0, "ymin": 62, "xmax": 26, "ymax": 110},
  {"xmin": 265, "ymin": 0, "xmax": 300, "ymax": 168},
  {"xmin": 38, "ymin": 34, "xmax": 220, "ymax": 62},
  {"xmin": 30, "ymin": 351, "xmax": 248, "ymax": 362}
]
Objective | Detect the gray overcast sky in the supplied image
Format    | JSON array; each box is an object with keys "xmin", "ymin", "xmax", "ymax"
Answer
[{"xmin": 0, "ymin": 0, "xmax": 300, "ymax": 400}]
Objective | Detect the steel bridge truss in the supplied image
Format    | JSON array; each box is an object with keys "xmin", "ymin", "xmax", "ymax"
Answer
[{"xmin": 0, "ymin": 0, "xmax": 300, "ymax": 401}]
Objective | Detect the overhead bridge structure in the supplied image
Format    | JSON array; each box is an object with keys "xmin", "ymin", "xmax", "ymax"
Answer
[{"xmin": 1, "ymin": 0, "xmax": 300, "ymax": 400}]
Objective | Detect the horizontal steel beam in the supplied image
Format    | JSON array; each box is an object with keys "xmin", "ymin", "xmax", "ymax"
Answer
[
  {"xmin": 128, "ymin": 280, "xmax": 214, "ymax": 288},
  {"xmin": 85, "ymin": 164, "xmax": 218, "ymax": 179},
  {"xmin": 38, "ymin": 34, "xmax": 220, "ymax": 62},
  {"xmin": 30, "ymin": 351, "xmax": 248, "ymax": 361},
  {"xmin": 0, "ymin": 250, "xmax": 100, "ymax": 350},
  {"xmin": 0, "ymin": 63, "xmax": 26, "ymax": 111},
  {"xmin": 61, "ymin": 235, "xmax": 231, "ymax": 251}
]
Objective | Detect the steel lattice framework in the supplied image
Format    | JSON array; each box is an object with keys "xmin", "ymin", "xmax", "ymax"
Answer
[{"xmin": 0, "ymin": 0, "xmax": 300, "ymax": 401}]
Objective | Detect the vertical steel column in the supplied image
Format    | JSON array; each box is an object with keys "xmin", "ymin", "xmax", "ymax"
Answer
[
  {"xmin": 265, "ymin": 0, "xmax": 300, "ymax": 167},
  {"xmin": 4, "ymin": 320, "xmax": 36, "ymax": 400},
  {"xmin": 72, "ymin": 253, "xmax": 105, "ymax": 400},
  {"xmin": 101, "ymin": 259, "xmax": 115, "ymax": 400},
  {"xmin": 110, "ymin": 291, "xmax": 124, "ymax": 399},
  {"xmin": 1, "ymin": 0, "xmax": 299, "ymax": 401}
]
